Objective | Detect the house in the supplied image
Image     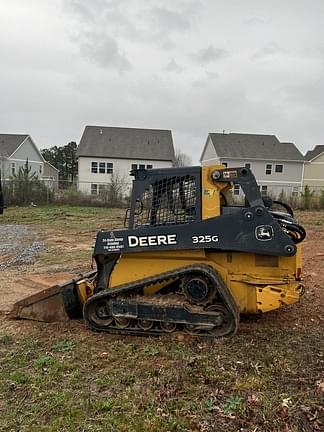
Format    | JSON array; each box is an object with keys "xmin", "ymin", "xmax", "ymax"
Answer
[
  {"xmin": 303, "ymin": 145, "xmax": 324, "ymax": 192},
  {"xmin": 0, "ymin": 133, "xmax": 59, "ymax": 186},
  {"xmin": 200, "ymin": 133, "xmax": 304, "ymax": 197},
  {"xmin": 77, "ymin": 125, "xmax": 175, "ymax": 195},
  {"xmin": 43, "ymin": 161, "xmax": 59, "ymax": 189}
]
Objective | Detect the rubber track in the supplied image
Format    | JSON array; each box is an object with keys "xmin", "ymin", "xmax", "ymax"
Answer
[{"xmin": 83, "ymin": 264, "xmax": 240, "ymax": 338}]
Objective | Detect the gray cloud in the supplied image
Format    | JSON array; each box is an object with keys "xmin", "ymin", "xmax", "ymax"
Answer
[
  {"xmin": 64, "ymin": 0, "xmax": 133, "ymax": 71},
  {"xmin": 78, "ymin": 32, "xmax": 132, "ymax": 72},
  {"xmin": 192, "ymin": 71, "xmax": 218, "ymax": 88},
  {"xmin": 150, "ymin": 7, "xmax": 191, "ymax": 33},
  {"xmin": 1, "ymin": 0, "xmax": 324, "ymax": 162},
  {"xmin": 65, "ymin": 1, "xmax": 194, "ymax": 50},
  {"xmin": 251, "ymin": 42, "xmax": 287, "ymax": 60},
  {"xmin": 277, "ymin": 79, "xmax": 324, "ymax": 109},
  {"xmin": 65, "ymin": 0, "xmax": 124, "ymax": 20},
  {"xmin": 192, "ymin": 45, "xmax": 228, "ymax": 64},
  {"xmin": 165, "ymin": 58, "xmax": 183, "ymax": 73}
]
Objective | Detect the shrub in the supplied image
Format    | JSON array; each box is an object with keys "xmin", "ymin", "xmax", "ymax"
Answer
[
  {"xmin": 4, "ymin": 161, "xmax": 52, "ymax": 206},
  {"xmin": 301, "ymin": 185, "xmax": 316, "ymax": 210},
  {"xmin": 319, "ymin": 190, "xmax": 324, "ymax": 209}
]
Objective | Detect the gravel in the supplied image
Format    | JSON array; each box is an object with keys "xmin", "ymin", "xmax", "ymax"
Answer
[{"xmin": 0, "ymin": 224, "xmax": 45, "ymax": 270}]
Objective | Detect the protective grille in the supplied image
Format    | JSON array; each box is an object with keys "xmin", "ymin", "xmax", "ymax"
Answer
[{"xmin": 134, "ymin": 175, "xmax": 198, "ymax": 228}]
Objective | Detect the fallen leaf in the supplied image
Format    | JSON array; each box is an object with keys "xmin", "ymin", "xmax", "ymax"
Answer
[
  {"xmin": 281, "ymin": 397, "xmax": 292, "ymax": 408},
  {"xmin": 316, "ymin": 380, "xmax": 324, "ymax": 393}
]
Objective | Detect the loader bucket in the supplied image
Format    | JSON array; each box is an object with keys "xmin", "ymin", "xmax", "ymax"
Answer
[{"xmin": 11, "ymin": 270, "xmax": 97, "ymax": 322}]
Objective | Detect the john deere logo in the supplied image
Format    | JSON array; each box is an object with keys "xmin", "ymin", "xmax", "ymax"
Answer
[{"xmin": 255, "ymin": 225, "xmax": 274, "ymax": 241}]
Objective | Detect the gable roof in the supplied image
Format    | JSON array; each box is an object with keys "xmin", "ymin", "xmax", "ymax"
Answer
[
  {"xmin": 77, "ymin": 126, "xmax": 175, "ymax": 162},
  {"xmin": 203, "ymin": 133, "xmax": 304, "ymax": 162},
  {"xmin": 0, "ymin": 134, "xmax": 29, "ymax": 157},
  {"xmin": 44, "ymin": 161, "xmax": 59, "ymax": 172},
  {"xmin": 305, "ymin": 145, "xmax": 324, "ymax": 161}
]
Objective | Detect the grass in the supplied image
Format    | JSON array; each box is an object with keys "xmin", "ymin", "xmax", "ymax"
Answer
[
  {"xmin": 0, "ymin": 205, "xmax": 125, "ymax": 231},
  {"xmin": 0, "ymin": 206, "xmax": 323, "ymax": 431},
  {"xmin": 0, "ymin": 325, "xmax": 323, "ymax": 431}
]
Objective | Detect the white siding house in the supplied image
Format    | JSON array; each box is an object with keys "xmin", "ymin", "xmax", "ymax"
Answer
[
  {"xmin": 0, "ymin": 134, "xmax": 59, "ymax": 186},
  {"xmin": 77, "ymin": 126, "xmax": 175, "ymax": 195},
  {"xmin": 0, "ymin": 134, "xmax": 44, "ymax": 180},
  {"xmin": 200, "ymin": 133, "xmax": 304, "ymax": 198},
  {"xmin": 303, "ymin": 145, "xmax": 324, "ymax": 192}
]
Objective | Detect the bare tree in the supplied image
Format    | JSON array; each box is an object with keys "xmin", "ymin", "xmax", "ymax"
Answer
[
  {"xmin": 98, "ymin": 172, "xmax": 130, "ymax": 207},
  {"xmin": 173, "ymin": 149, "xmax": 193, "ymax": 167}
]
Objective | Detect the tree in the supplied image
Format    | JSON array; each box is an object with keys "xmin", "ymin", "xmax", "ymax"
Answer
[
  {"xmin": 301, "ymin": 185, "xmax": 315, "ymax": 210},
  {"xmin": 97, "ymin": 172, "xmax": 128, "ymax": 207},
  {"xmin": 173, "ymin": 149, "xmax": 192, "ymax": 167},
  {"xmin": 278, "ymin": 189, "xmax": 286, "ymax": 202},
  {"xmin": 320, "ymin": 189, "xmax": 324, "ymax": 209},
  {"xmin": 9, "ymin": 160, "xmax": 49, "ymax": 205},
  {"xmin": 42, "ymin": 141, "xmax": 78, "ymax": 188}
]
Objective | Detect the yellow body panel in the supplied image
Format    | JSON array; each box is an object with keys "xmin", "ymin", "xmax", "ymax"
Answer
[
  {"xmin": 98, "ymin": 164, "xmax": 303, "ymax": 315},
  {"xmin": 109, "ymin": 248, "xmax": 302, "ymax": 314}
]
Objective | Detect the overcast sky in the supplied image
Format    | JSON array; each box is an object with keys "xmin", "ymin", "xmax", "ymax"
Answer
[{"xmin": 1, "ymin": 0, "xmax": 324, "ymax": 162}]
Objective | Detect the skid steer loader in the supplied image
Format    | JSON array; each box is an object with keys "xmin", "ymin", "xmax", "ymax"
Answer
[{"xmin": 12, "ymin": 165, "xmax": 306, "ymax": 337}]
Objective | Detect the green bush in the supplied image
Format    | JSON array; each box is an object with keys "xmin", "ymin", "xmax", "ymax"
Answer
[
  {"xmin": 4, "ymin": 161, "xmax": 52, "ymax": 206},
  {"xmin": 319, "ymin": 189, "xmax": 324, "ymax": 209},
  {"xmin": 300, "ymin": 185, "xmax": 316, "ymax": 210}
]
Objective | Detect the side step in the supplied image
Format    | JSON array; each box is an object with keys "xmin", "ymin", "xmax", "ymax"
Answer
[
  {"xmin": 11, "ymin": 270, "xmax": 97, "ymax": 322},
  {"xmin": 112, "ymin": 299, "xmax": 223, "ymax": 327}
]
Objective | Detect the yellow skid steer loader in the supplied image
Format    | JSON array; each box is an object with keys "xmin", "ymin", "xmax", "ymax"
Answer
[{"xmin": 12, "ymin": 165, "xmax": 306, "ymax": 337}]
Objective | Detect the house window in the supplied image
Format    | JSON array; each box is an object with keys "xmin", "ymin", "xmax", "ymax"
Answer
[
  {"xmin": 91, "ymin": 162, "xmax": 98, "ymax": 173},
  {"xmin": 91, "ymin": 184, "xmax": 98, "ymax": 195},
  {"xmin": 245, "ymin": 163, "xmax": 251, "ymax": 169},
  {"xmin": 99, "ymin": 162, "xmax": 106, "ymax": 174},
  {"xmin": 131, "ymin": 164, "xmax": 137, "ymax": 170},
  {"xmin": 222, "ymin": 162, "xmax": 228, "ymax": 168},
  {"xmin": 11, "ymin": 162, "xmax": 16, "ymax": 176},
  {"xmin": 106, "ymin": 163, "xmax": 113, "ymax": 174},
  {"xmin": 139, "ymin": 164, "xmax": 145, "ymax": 169},
  {"xmin": 275, "ymin": 164, "xmax": 283, "ymax": 173},
  {"xmin": 265, "ymin": 164, "xmax": 272, "ymax": 175},
  {"xmin": 147, "ymin": 164, "xmax": 153, "ymax": 169},
  {"xmin": 261, "ymin": 185, "xmax": 268, "ymax": 196},
  {"xmin": 233, "ymin": 184, "xmax": 240, "ymax": 195}
]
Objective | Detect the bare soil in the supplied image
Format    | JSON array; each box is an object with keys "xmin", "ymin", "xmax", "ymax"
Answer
[
  {"xmin": 0, "ymin": 206, "xmax": 323, "ymax": 432},
  {"xmin": 0, "ymin": 208, "xmax": 323, "ymax": 330}
]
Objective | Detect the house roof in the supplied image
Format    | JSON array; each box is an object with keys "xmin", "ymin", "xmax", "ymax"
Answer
[
  {"xmin": 305, "ymin": 145, "xmax": 324, "ymax": 161},
  {"xmin": 77, "ymin": 126, "xmax": 175, "ymax": 161},
  {"xmin": 0, "ymin": 134, "xmax": 29, "ymax": 157},
  {"xmin": 44, "ymin": 161, "xmax": 59, "ymax": 172},
  {"xmin": 204, "ymin": 133, "xmax": 304, "ymax": 161}
]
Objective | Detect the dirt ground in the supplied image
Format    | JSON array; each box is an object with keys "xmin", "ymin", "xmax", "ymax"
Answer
[
  {"xmin": 0, "ymin": 207, "xmax": 323, "ymax": 327},
  {"xmin": 0, "ymin": 207, "xmax": 124, "ymax": 315},
  {"xmin": 0, "ymin": 206, "xmax": 323, "ymax": 432}
]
